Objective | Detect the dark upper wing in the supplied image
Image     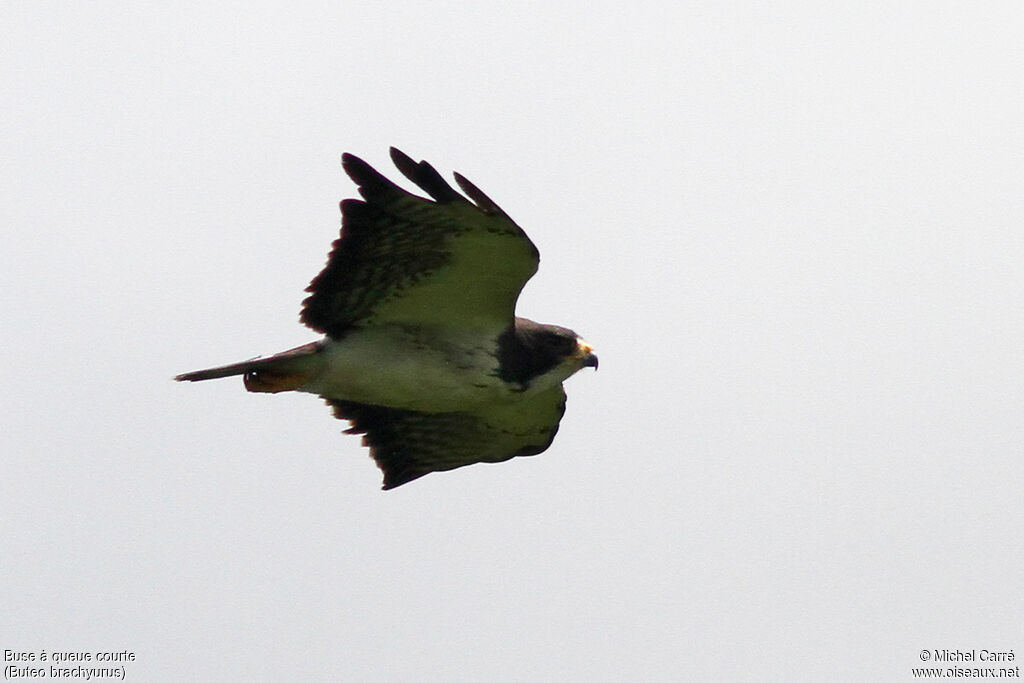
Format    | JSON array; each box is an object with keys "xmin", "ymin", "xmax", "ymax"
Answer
[
  {"xmin": 301, "ymin": 148, "xmax": 540, "ymax": 339},
  {"xmin": 328, "ymin": 385, "xmax": 567, "ymax": 489}
]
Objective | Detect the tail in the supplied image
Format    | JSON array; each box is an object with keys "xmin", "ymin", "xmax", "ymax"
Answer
[{"xmin": 175, "ymin": 342, "xmax": 323, "ymax": 393}]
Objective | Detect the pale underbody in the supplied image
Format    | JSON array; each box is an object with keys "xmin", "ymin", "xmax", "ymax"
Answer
[{"xmin": 282, "ymin": 325, "xmax": 586, "ymax": 413}]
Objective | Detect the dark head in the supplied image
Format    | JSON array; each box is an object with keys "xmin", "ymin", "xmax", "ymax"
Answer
[{"xmin": 496, "ymin": 318, "xmax": 598, "ymax": 387}]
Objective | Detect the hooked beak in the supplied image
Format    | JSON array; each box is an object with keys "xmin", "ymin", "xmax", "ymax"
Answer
[{"xmin": 576, "ymin": 340, "xmax": 599, "ymax": 370}]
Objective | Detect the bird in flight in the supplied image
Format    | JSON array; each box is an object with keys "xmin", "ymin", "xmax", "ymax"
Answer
[{"xmin": 176, "ymin": 148, "xmax": 597, "ymax": 489}]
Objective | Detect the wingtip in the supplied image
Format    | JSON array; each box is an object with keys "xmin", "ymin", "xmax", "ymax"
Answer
[
  {"xmin": 388, "ymin": 147, "xmax": 417, "ymax": 181},
  {"xmin": 387, "ymin": 148, "xmax": 464, "ymax": 203},
  {"xmin": 389, "ymin": 146, "xmax": 413, "ymax": 166},
  {"xmin": 341, "ymin": 151, "xmax": 401, "ymax": 198},
  {"xmin": 340, "ymin": 151, "xmax": 369, "ymax": 178},
  {"xmin": 454, "ymin": 171, "xmax": 504, "ymax": 214},
  {"xmin": 340, "ymin": 151, "xmax": 361, "ymax": 169},
  {"xmin": 380, "ymin": 468, "xmax": 429, "ymax": 490}
]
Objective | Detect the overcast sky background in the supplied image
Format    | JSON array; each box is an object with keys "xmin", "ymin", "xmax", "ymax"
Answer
[{"xmin": 3, "ymin": 3, "xmax": 1022, "ymax": 681}]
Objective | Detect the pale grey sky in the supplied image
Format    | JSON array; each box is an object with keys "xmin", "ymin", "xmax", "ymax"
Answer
[{"xmin": 3, "ymin": 3, "xmax": 1023, "ymax": 681}]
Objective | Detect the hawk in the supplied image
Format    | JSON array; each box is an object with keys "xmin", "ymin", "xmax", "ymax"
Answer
[{"xmin": 176, "ymin": 148, "xmax": 597, "ymax": 489}]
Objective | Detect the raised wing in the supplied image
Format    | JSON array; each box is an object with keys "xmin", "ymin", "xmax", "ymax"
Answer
[
  {"xmin": 301, "ymin": 148, "xmax": 540, "ymax": 339},
  {"xmin": 328, "ymin": 385, "xmax": 568, "ymax": 489}
]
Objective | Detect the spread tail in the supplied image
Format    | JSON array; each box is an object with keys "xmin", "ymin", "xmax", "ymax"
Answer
[{"xmin": 175, "ymin": 342, "xmax": 322, "ymax": 393}]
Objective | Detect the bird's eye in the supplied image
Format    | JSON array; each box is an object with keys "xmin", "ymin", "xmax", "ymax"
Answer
[{"xmin": 548, "ymin": 336, "xmax": 573, "ymax": 354}]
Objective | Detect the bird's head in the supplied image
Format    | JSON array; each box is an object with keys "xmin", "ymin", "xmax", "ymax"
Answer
[
  {"xmin": 572, "ymin": 338, "xmax": 599, "ymax": 371},
  {"xmin": 497, "ymin": 318, "xmax": 598, "ymax": 389}
]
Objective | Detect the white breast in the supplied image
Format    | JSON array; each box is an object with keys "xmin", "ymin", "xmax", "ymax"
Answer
[{"xmin": 300, "ymin": 325, "xmax": 512, "ymax": 412}]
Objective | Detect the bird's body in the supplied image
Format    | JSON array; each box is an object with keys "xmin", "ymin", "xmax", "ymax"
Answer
[
  {"xmin": 309, "ymin": 324, "xmax": 508, "ymax": 411},
  {"xmin": 177, "ymin": 149, "xmax": 596, "ymax": 489}
]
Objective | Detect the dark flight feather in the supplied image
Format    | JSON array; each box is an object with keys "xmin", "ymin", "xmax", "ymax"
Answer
[{"xmin": 300, "ymin": 149, "xmax": 539, "ymax": 339}]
